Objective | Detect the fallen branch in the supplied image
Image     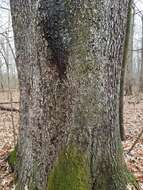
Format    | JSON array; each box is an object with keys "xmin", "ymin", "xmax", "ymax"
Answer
[
  {"xmin": 127, "ymin": 128, "xmax": 143, "ymax": 154},
  {"xmin": 0, "ymin": 105, "xmax": 19, "ymax": 112},
  {"xmin": 0, "ymin": 102, "xmax": 19, "ymax": 104}
]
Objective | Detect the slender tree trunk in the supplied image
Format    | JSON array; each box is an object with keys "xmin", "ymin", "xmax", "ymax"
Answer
[
  {"xmin": 10, "ymin": 0, "xmax": 131, "ymax": 190},
  {"xmin": 0, "ymin": 63, "xmax": 4, "ymax": 90},
  {"xmin": 139, "ymin": 16, "xmax": 143, "ymax": 93},
  {"xmin": 119, "ymin": 3, "xmax": 132, "ymax": 141},
  {"xmin": 125, "ymin": 8, "xmax": 134, "ymax": 96}
]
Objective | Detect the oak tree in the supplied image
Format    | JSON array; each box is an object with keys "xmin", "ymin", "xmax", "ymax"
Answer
[{"xmin": 10, "ymin": 0, "xmax": 132, "ymax": 189}]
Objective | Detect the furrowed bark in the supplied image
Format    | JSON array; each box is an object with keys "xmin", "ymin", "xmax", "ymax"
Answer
[
  {"xmin": 10, "ymin": 0, "xmax": 131, "ymax": 190},
  {"xmin": 10, "ymin": 0, "xmax": 35, "ymax": 187}
]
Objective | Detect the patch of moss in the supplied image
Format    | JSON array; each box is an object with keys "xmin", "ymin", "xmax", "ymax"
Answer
[
  {"xmin": 116, "ymin": 144, "xmax": 139, "ymax": 189},
  {"xmin": 47, "ymin": 146, "xmax": 91, "ymax": 190},
  {"xmin": 29, "ymin": 183, "xmax": 38, "ymax": 190},
  {"xmin": 8, "ymin": 148, "xmax": 17, "ymax": 170},
  {"xmin": 125, "ymin": 169, "xmax": 140, "ymax": 190},
  {"xmin": 79, "ymin": 64, "xmax": 94, "ymax": 75}
]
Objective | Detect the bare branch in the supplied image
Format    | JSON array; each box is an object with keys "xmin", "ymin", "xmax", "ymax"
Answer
[
  {"xmin": 127, "ymin": 128, "xmax": 143, "ymax": 154},
  {"xmin": 0, "ymin": 105, "xmax": 19, "ymax": 112},
  {"xmin": 0, "ymin": 101, "xmax": 19, "ymax": 104},
  {"xmin": 0, "ymin": 6, "xmax": 10, "ymax": 11},
  {"xmin": 0, "ymin": 33, "xmax": 16, "ymax": 60}
]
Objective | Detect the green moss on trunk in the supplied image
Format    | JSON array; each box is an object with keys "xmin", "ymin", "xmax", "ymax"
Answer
[
  {"xmin": 8, "ymin": 148, "xmax": 17, "ymax": 170},
  {"xmin": 47, "ymin": 146, "xmax": 91, "ymax": 190}
]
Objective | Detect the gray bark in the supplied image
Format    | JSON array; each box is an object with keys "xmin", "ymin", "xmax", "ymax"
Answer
[
  {"xmin": 139, "ymin": 16, "xmax": 143, "ymax": 93},
  {"xmin": 10, "ymin": 0, "xmax": 131, "ymax": 190},
  {"xmin": 125, "ymin": 8, "xmax": 134, "ymax": 96},
  {"xmin": 119, "ymin": 4, "xmax": 133, "ymax": 141}
]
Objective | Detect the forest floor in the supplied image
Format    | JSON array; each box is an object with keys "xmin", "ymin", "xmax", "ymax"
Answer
[
  {"xmin": 0, "ymin": 92, "xmax": 143, "ymax": 189},
  {"xmin": 123, "ymin": 95, "xmax": 143, "ymax": 189}
]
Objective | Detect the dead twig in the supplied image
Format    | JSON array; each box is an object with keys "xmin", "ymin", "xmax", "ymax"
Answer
[
  {"xmin": 0, "ymin": 102, "xmax": 19, "ymax": 104},
  {"xmin": 127, "ymin": 128, "xmax": 143, "ymax": 154},
  {"xmin": 0, "ymin": 105, "xmax": 19, "ymax": 112}
]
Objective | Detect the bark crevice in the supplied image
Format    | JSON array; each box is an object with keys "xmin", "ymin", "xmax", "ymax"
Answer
[{"xmin": 37, "ymin": 0, "xmax": 71, "ymax": 80}]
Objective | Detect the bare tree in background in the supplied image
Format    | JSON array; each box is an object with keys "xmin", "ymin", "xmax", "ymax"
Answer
[
  {"xmin": 0, "ymin": 35, "xmax": 16, "ymax": 146},
  {"xmin": 119, "ymin": 5, "xmax": 133, "ymax": 141},
  {"xmin": 125, "ymin": 8, "xmax": 135, "ymax": 95},
  {"xmin": 0, "ymin": 3, "xmax": 17, "ymax": 147},
  {"xmin": 0, "ymin": 60, "xmax": 4, "ymax": 90},
  {"xmin": 0, "ymin": 0, "xmax": 17, "ymax": 90},
  {"xmin": 139, "ymin": 16, "xmax": 143, "ymax": 93}
]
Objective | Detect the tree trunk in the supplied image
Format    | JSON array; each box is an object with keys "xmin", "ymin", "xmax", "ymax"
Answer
[
  {"xmin": 119, "ymin": 3, "xmax": 133, "ymax": 141},
  {"xmin": 124, "ymin": 8, "xmax": 134, "ymax": 96},
  {"xmin": 139, "ymin": 16, "xmax": 143, "ymax": 93},
  {"xmin": 10, "ymin": 0, "xmax": 131, "ymax": 190}
]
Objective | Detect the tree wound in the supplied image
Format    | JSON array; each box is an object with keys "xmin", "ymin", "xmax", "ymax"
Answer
[{"xmin": 37, "ymin": 0, "xmax": 70, "ymax": 80}]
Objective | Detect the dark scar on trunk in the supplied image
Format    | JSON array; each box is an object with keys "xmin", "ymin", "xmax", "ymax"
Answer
[{"xmin": 38, "ymin": 0, "xmax": 70, "ymax": 80}]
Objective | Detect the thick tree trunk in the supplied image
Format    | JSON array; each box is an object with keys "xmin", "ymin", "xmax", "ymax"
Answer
[{"xmin": 10, "ymin": 0, "xmax": 131, "ymax": 190}]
